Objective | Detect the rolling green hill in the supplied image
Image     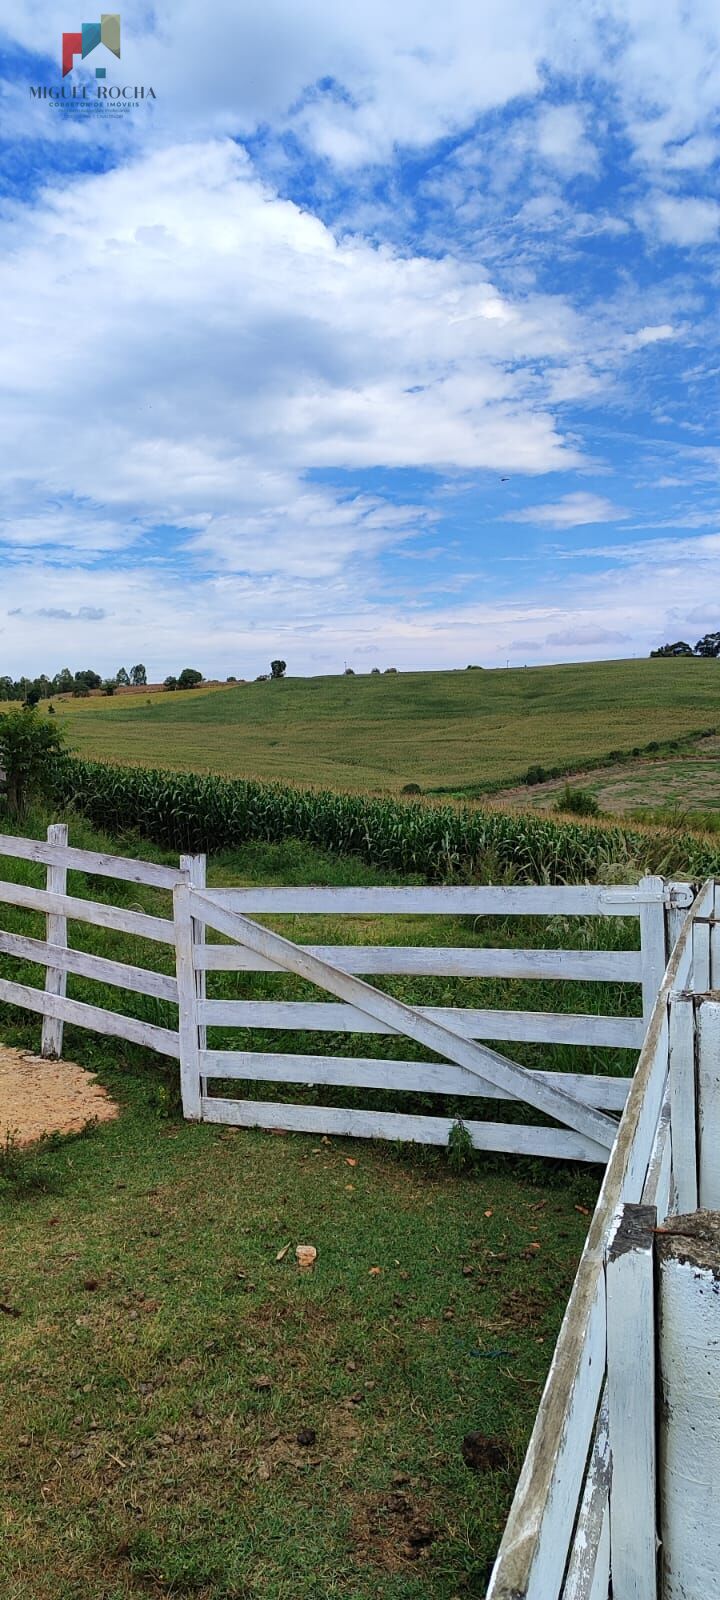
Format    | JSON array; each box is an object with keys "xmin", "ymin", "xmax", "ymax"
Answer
[{"xmin": 55, "ymin": 658, "xmax": 720, "ymax": 795}]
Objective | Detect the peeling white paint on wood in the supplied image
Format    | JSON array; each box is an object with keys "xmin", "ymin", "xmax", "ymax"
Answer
[
  {"xmin": 606, "ymin": 1204, "xmax": 658, "ymax": 1600},
  {"xmin": 657, "ymin": 1214, "xmax": 720, "ymax": 1600}
]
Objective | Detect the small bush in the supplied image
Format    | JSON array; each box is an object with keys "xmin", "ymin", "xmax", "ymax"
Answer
[
  {"xmin": 554, "ymin": 786, "xmax": 600, "ymax": 818},
  {"xmin": 524, "ymin": 764, "xmax": 547, "ymax": 786},
  {"xmin": 401, "ymin": 783, "xmax": 422, "ymax": 795}
]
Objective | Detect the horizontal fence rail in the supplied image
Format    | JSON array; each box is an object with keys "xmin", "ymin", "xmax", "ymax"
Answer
[{"xmin": 196, "ymin": 943, "xmax": 643, "ymax": 981}]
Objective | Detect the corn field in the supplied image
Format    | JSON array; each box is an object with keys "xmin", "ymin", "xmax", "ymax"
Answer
[{"xmin": 51, "ymin": 756, "xmax": 720, "ymax": 884}]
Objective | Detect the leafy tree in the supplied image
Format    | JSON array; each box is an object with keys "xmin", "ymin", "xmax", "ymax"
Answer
[
  {"xmin": 650, "ymin": 641, "xmax": 693, "ymax": 657},
  {"xmin": 130, "ymin": 664, "xmax": 147, "ymax": 686},
  {"xmin": 177, "ymin": 667, "xmax": 203, "ymax": 690},
  {"xmin": 270, "ymin": 659, "xmax": 286, "ymax": 679},
  {"xmin": 24, "ymin": 686, "xmax": 41, "ymax": 708},
  {"xmin": 74, "ymin": 669, "xmax": 101, "ymax": 691},
  {"xmin": 370, "ymin": 668, "xmax": 381, "ymax": 675},
  {"xmin": 344, "ymin": 666, "xmax": 355, "ymax": 675},
  {"xmin": 116, "ymin": 667, "xmax": 130, "ymax": 686},
  {"xmin": 0, "ymin": 705, "xmax": 67, "ymax": 816},
  {"xmin": 694, "ymin": 633, "xmax": 720, "ymax": 658},
  {"xmin": 54, "ymin": 667, "xmax": 74, "ymax": 694},
  {"xmin": 163, "ymin": 675, "xmax": 178, "ymax": 692},
  {"xmin": 102, "ymin": 679, "xmax": 116, "ymax": 696}
]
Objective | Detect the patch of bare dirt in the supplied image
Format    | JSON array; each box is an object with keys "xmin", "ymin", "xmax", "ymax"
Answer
[
  {"xmin": 0, "ymin": 1047, "xmax": 118, "ymax": 1146},
  {"xmin": 349, "ymin": 1486, "xmax": 438, "ymax": 1570}
]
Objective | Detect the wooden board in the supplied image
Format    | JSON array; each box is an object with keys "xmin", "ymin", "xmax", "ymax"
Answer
[
  {"xmin": 201, "ymin": 1050, "xmax": 631, "ymax": 1110},
  {"xmin": 200, "ymin": 1097, "xmax": 610, "ymax": 1162},
  {"xmin": 196, "ymin": 942, "xmax": 642, "ymax": 982},
  {"xmin": 198, "ymin": 997, "xmax": 642, "ymax": 1049}
]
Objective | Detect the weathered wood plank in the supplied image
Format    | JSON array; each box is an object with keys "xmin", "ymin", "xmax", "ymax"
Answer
[
  {"xmin": 485, "ymin": 881, "xmax": 712, "ymax": 1600},
  {"xmin": 656, "ymin": 1214, "xmax": 720, "ymax": 1600},
  {"xmin": 191, "ymin": 891, "xmax": 618, "ymax": 1150},
  {"xmin": 41, "ymin": 822, "xmax": 67, "ymax": 1059},
  {"xmin": 696, "ymin": 998, "xmax": 720, "ymax": 1208},
  {"xmin": 692, "ymin": 918, "xmax": 711, "ymax": 992},
  {"xmin": 196, "ymin": 942, "xmax": 642, "ymax": 983},
  {"xmin": 198, "ymin": 997, "xmax": 643, "ymax": 1049},
  {"xmin": 206, "ymin": 884, "xmax": 654, "ymax": 916},
  {"xmin": 606, "ymin": 1204, "xmax": 658, "ymax": 1600},
  {"xmin": 642, "ymin": 1100, "xmax": 673, "ymax": 1222},
  {"xmin": 200, "ymin": 1050, "xmax": 631, "ymax": 1110},
  {"xmin": 199, "ymin": 1097, "xmax": 609, "ymax": 1161},
  {"xmin": 668, "ymin": 994, "xmax": 697, "ymax": 1214},
  {"xmin": 0, "ymin": 927, "xmax": 178, "ymax": 1002},
  {"xmin": 639, "ymin": 874, "xmax": 669, "ymax": 1024},
  {"xmin": 0, "ymin": 878, "xmax": 175, "ymax": 943},
  {"xmin": 0, "ymin": 831, "xmax": 184, "ymax": 888},
  {"xmin": 0, "ymin": 974, "xmax": 179, "ymax": 1057},
  {"xmin": 561, "ymin": 1394, "xmax": 610, "ymax": 1600}
]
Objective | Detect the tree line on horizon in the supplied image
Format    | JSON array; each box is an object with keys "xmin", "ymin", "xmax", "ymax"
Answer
[
  {"xmin": 0, "ymin": 663, "xmax": 150, "ymax": 705},
  {"xmin": 651, "ymin": 632, "xmax": 720, "ymax": 658}
]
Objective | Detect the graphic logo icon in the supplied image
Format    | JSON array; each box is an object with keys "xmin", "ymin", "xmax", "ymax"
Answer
[{"xmin": 62, "ymin": 13, "xmax": 120, "ymax": 77}]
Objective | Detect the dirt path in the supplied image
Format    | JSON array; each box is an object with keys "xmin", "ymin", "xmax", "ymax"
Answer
[{"xmin": 0, "ymin": 1047, "xmax": 118, "ymax": 1147}]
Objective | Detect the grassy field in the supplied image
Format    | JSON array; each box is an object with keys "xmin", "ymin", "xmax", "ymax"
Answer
[
  {"xmin": 494, "ymin": 735, "xmax": 720, "ymax": 819},
  {"xmin": 0, "ymin": 812, "xmax": 620, "ymax": 1598},
  {"xmin": 53, "ymin": 658, "xmax": 720, "ymax": 796}
]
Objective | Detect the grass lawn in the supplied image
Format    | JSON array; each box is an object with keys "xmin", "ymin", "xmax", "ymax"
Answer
[
  {"xmin": 54, "ymin": 657, "xmax": 720, "ymax": 795},
  {"xmin": 0, "ymin": 814, "xmax": 624, "ymax": 1597}
]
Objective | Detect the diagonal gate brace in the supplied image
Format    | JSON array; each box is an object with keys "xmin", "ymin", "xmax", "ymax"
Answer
[{"xmin": 190, "ymin": 892, "xmax": 617, "ymax": 1155}]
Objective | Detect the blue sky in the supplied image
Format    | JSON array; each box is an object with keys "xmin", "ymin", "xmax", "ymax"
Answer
[{"xmin": 1, "ymin": 2, "xmax": 719, "ymax": 679}]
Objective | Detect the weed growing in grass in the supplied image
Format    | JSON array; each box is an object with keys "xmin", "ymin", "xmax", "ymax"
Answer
[
  {"xmin": 447, "ymin": 1118, "xmax": 475, "ymax": 1174},
  {"xmin": 0, "ymin": 1129, "xmax": 65, "ymax": 1199}
]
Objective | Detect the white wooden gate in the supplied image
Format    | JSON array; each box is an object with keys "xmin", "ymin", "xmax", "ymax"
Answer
[{"xmin": 177, "ymin": 875, "xmax": 686, "ymax": 1163}]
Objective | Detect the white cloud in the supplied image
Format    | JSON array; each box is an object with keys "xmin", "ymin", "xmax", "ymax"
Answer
[
  {"xmin": 543, "ymin": 626, "xmax": 630, "ymax": 647},
  {"xmin": 505, "ymin": 493, "xmax": 629, "ymax": 529},
  {"xmin": 4, "ymin": 0, "xmax": 720, "ymax": 172},
  {"xmin": 638, "ymin": 196, "xmax": 720, "ymax": 246},
  {"xmin": 535, "ymin": 105, "xmax": 599, "ymax": 178},
  {"xmin": 0, "ymin": 140, "xmax": 589, "ymax": 578}
]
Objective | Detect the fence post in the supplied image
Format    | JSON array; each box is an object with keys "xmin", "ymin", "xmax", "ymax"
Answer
[
  {"xmin": 656, "ymin": 1213, "xmax": 720, "ymax": 1600},
  {"xmin": 181, "ymin": 854, "xmax": 207, "ymax": 1091},
  {"xmin": 41, "ymin": 822, "xmax": 68, "ymax": 1059},
  {"xmin": 639, "ymin": 875, "xmax": 668, "ymax": 1027},
  {"xmin": 606, "ymin": 1202, "xmax": 658, "ymax": 1600},
  {"xmin": 668, "ymin": 993, "xmax": 698, "ymax": 1214},
  {"xmin": 174, "ymin": 868, "xmax": 202, "ymax": 1120},
  {"xmin": 696, "ymin": 996, "xmax": 720, "ymax": 1208}
]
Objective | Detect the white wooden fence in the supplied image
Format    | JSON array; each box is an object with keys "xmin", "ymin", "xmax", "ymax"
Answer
[
  {"xmin": 0, "ymin": 826, "xmax": 716, "ymax": 1594},
  {"xmin": 0, "ymin": 827, "xmax": 694, "ymax": 1167}
]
